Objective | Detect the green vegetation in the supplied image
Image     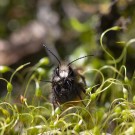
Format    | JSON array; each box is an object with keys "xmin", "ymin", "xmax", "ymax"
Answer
[{"xmin": 0, "ymin": 27, "xmax": 135, "ymax": 135}]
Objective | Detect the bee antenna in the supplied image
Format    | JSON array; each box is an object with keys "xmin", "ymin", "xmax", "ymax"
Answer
[
  {"xmin": 67, "ymin": 54, "xmax": 94, "ymax": 66},
  {"xmin": 43, "ymin": 44, "xmax": 61, "ymax": 65}
]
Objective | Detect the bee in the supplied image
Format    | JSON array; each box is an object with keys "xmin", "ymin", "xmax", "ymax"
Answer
[{"xmin": 44, "ymin": 45, "xmax": 93, "ymax": 108}]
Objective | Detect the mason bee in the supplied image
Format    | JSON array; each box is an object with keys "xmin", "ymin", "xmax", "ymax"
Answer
[{"xmin": 44, "ymin": 45, "xmax": 93, "ymax": 108}]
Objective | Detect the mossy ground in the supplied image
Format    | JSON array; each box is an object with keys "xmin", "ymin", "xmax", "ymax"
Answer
[{"xmin": 0, "ymin": 27, "xmax": 135, "ymax": 135}]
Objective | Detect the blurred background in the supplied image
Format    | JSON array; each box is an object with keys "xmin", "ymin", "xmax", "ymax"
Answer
[{"xmin": 0, "ymin": 0, "xmax": 135, "ymax": 98}]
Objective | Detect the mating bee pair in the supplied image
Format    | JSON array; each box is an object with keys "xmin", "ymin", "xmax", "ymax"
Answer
[{"xmin": 44, "ymin": 45, "xmax": 93, "ymax": 108}]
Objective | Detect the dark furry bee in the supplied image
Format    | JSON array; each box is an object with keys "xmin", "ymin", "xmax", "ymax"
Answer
[{"xmin": 44, "ymin": 45, "xmax": 93, "ymax": 108}]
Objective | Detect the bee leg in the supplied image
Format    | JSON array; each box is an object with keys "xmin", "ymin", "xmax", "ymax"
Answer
[
  {"xmin": 52, "ymin": 96, "xmax": 59, "ymax": 109},
  {"xmin": 81, "ymin": 87, "xmax": 86, "ymax": 93},
  {"xmin": 52, "ymin": 98, "xmax": 57, "ymax": 109}
]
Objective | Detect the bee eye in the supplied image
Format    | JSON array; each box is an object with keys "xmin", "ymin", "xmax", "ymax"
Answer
[
  {"xmin": 55, "ymin": 67, "xmax": 59, "ymax": 76},
  {"xmin": 68, "ymin": 67, "xmax": 74, "ymax": 76}
]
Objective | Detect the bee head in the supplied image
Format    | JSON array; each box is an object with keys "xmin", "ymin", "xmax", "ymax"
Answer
[{"xmin": 43, "ymin": 44, "xmax": 93, "ymax": 79}]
